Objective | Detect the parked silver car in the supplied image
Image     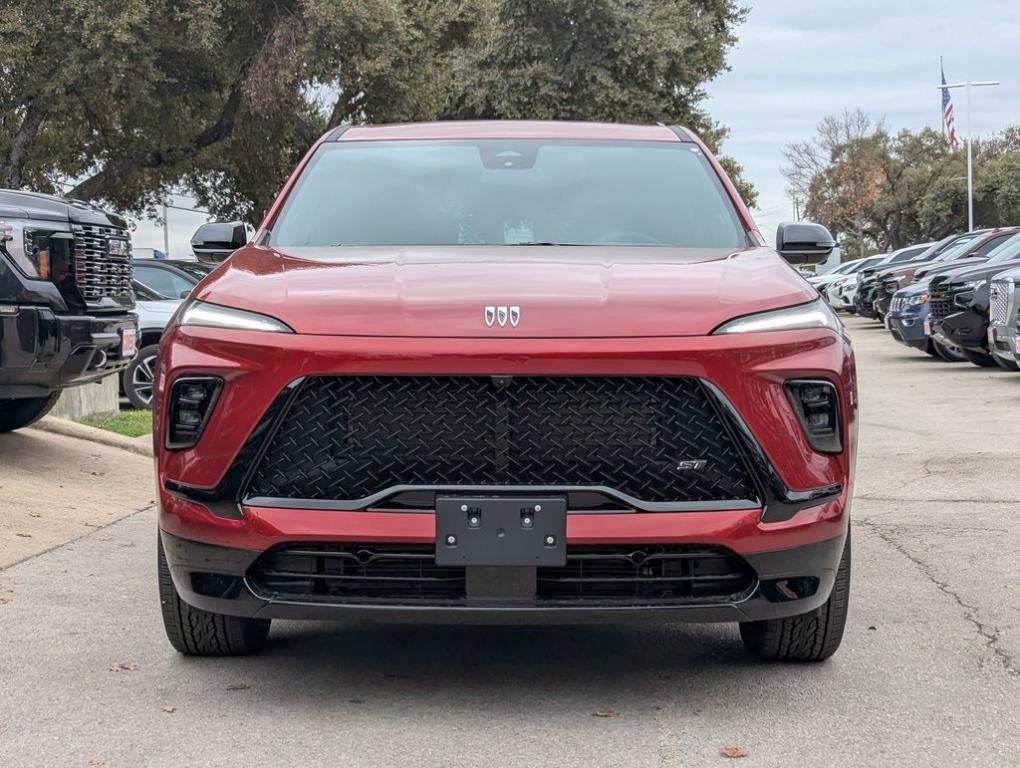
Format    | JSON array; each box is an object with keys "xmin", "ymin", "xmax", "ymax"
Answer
[
  {"xmin": 988, "ymin": 264, "xmax": 1020, "ymax": 369},
  {"xmin": 123, "ymin": 261, "xmax": 214, "ymax": 407}
]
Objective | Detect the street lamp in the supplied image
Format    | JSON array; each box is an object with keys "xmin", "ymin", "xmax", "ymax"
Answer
[{"xmin": 938, "ymin": 79, "xmax": 1000, "ymax": 231}]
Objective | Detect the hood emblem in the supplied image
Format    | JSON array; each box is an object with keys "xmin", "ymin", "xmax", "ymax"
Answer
[{"xmin": 485, "ymin": 305, "xmax": 520, "ymax": 328}]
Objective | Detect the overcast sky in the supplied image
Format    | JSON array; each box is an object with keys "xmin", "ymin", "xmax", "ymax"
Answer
[
  {"xmin": 708, "ymin": 0, "xmax": 1020, "ymax": 243},
  {"xmin": 133, "ymin": 0, "xmax": 1020, "ymax": 256}
]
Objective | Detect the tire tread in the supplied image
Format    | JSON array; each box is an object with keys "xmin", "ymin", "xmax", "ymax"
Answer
[{"xmin": 157, "ymin": 535, "xmax": 269, "ymax": 656}]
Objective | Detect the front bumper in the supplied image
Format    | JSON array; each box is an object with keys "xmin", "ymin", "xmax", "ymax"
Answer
[
  {"xmin": 156, "ymin": 325, "xmax": 856, "ymax": 623},
  {"xmin": 988, "ymin": 326, "xmax": 1020, "ymax": 365},
  {"xmin": 160, "ymin": 526, "xmax": 847, "ymax": 623},
  {"xmin": 886, "ymin": 308, "xmax": 929, "ymax": 350},
  {"xmin": 0, "ymin": 305, "xmax": 136, "ymax": 398},
  {"xmin": 939, "ymin": 307, "xmax": 988, "ymax": 354}
]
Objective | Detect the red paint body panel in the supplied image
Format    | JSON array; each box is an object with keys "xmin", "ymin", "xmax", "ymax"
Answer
[
  {"xmin": 156, "ymin": 121, "xmax": 855, "ymax": 574},
  {"xmin": 195, "ymin": 246, "xmax": 817, "ymax": 338}
]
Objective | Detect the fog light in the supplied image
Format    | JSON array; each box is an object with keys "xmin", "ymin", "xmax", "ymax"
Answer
[
  {"xmin": 785, "ymin": 379, "xmax": 842, "ymax": 454},
  {"xmin": 166, "ymin": 376, "xmax": 222, "ymax": 450}
]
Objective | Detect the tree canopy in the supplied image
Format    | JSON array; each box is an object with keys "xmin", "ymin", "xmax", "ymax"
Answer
[
  {"xmin": 0, "ymin": 0, "xmax": 754, "ymax": 227},
  {"xmin": 784, "ymin": 110, "xmax": 1020, "ymax": 257}
]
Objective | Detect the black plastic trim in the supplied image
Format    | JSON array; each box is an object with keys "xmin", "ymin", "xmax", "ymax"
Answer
[
  {"xmin": 784, "ymin": 379, "xmax": 842, "ymax": 454},
  {"xmin": 700, "ymin": 381, "xmax": 843, "ymax": 523},
  {"xmin": 325, "ymin": 124, "xmax": 352, "ymax": 142},
  {"xmin": 165, "ymin": 376, "xmax": 224, "ymax": 450}
]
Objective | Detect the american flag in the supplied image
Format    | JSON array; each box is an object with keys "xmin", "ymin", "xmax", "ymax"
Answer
[{"xmin": 941, "ymin": 64, "xmax": 961, "ymax": 151}]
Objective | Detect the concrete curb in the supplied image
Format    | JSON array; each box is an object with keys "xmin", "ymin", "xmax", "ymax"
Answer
[{"xmin": 30, "ymin": 416, "xmax": 154, "ymax": 458}]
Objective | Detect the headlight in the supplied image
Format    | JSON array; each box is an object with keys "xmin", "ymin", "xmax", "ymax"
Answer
[
  {"xmin": 177, "ymin": 299, "xmax": 293, "ymax": 333},
  {"xmin": 958, "ymin": 280, "xmax": 982, "ymax": 291},
  {"xmin": 713, "ymin": 299, "xmax": 841, "ymax": 334},
  {"xmin": 907, "ymin": 294, "xmax": 928, "ymax": 306}
]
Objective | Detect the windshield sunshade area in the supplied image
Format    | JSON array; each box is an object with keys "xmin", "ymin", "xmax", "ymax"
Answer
[{"xmin": 271, "ymin": 140, "xmax": 749, "ymax": 249}]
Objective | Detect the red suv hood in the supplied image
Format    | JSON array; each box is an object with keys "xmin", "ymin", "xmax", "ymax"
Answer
[{"xmin": 196, "ymin": 245, "xmax": 817, "ymax": 337}]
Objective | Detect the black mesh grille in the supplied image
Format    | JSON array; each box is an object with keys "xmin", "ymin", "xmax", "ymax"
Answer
[
  {"xmin": 246, "ymin": 376, "xmax": 757, "ymax": 505},
  {"xmin": 247, "ymin": 543, "xmax": 756, "ymax": 605}
]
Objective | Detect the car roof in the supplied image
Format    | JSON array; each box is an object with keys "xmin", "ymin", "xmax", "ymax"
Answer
[{"xmin": 335, "ymin": 121, "xmax": 687, "ymax": 143}]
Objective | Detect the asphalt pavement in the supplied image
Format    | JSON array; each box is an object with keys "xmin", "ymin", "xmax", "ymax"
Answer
[{"xmin": 1, "ymin": 315, "xmax": 1018, "ymax": 767}]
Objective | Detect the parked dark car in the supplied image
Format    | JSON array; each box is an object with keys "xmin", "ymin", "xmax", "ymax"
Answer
[
  {"xmin": 886, "ymin": 280, "xmax": 965, "ymax": 362},
  {"xmin": 927, "ymin": 233, "xmax": 1020, "ymax": 370},
  {"xmin": 988, "ymin": 264, "xmax": 1020, "ymax": 368},
  {"xmin": 854, "ymin": 233, "xmax": 970, "ymax": 318},
  {"xmin": 868, "ymin": 229, "xmax": 1017, "ymax": 319},
  {"xmin": 0, "ymin": 190, "xmax": 136, "ymax": 432}
]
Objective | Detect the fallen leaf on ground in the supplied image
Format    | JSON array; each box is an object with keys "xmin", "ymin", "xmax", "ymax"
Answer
[
  {"xmin": 592, "ymin": 708, "xmax": 620, "ymax": 718},
  {"xmin": 162, "ymin": 705, "xmax": 175, "ymax": 713},
  {"xmin": 87, "ymin": 760, "xmax": 105, "ymax": 767},
  {"xmin": 15, "ymin": 533, "xmax": 31, "ymax": 538},
  {"xmin": 719, "ymin": 746, "xmax": 747, "ymax": 759},
  {"xmin": 29, "ymin": 512, "xmax": 42, "ymax": 518},
  {"xmin": 0, "ymin": 597, "xmax": 11, "ymax": 605},
  {"xmin": 226, "ymin": 682, "xmax": 250, "ymax": 691},
  {"xmin": 109, "ymin": 661, "xmax": 140, "ymax": 672}
]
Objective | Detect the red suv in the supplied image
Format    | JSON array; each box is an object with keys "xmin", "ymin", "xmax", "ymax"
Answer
[{"xmin": 155, "ymin": 121, "xmax": 855, "ymax": 661}]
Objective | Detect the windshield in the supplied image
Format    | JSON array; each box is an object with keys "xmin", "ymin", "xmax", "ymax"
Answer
[
  {"xmin": 986, "ymin": 233, "xmax": 1020, "ymax": 262},
  {"xmin": 271, "ymin": 140, "xmax": 749, "ymax": 249},
  {"xmin": 888, "ymin": 245, "xmax": 928, "ymax": 263},
  {"xmin": 934, "ymin": 236, "xmax": 977, "ymax": 261}
]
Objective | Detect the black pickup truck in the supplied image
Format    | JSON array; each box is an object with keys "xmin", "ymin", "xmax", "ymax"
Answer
[{"xmin": 1, "ymin": 190, "xmax": 137, "ymax": 431}]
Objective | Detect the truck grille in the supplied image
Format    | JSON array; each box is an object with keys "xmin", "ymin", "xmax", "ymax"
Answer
[
  {"xmin": 72, "ymin": 223, "xmax": 132, "ymax": 302},
  {"xmin": 889, "ymin": 296, "xmax": 904, "ymax": 313},
  {"xmin": 989, "ymin": 280, "xmax": 1013, "ymax": 326},
  {"xmin": 247, "ymin": 543, "xmax": 757, "ymax": 605},
  {"xmin": 928, "ymin": 278, "xmax": 954, "ymax": 322},
  {"xmin": 246, "ymin": 376, "xmax": 758, "ymax": 506}
]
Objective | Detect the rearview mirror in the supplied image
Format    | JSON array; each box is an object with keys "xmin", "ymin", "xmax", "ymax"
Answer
[
  {"xmin": 776, "ymin": 222, "xmax": 836, "ymax": 265},
  {"xmin": 190, "ymin": 221, "xmax": 248, "ymax": 264}
]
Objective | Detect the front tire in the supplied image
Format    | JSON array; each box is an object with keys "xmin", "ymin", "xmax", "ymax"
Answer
[
  {"xmin": 934, "ymin": 340, "xmax": 966, "ymax": 362},
  {"xmin": 740, "ymin": 533, "xmax": 850, "ymax": 661},
  {"xmin": 157, "ymin": 535, "xmax": 270, "ymax": 656},
  {"xmin": 0, "ymin": 392, "xmax": 60, "ymax": 432}
]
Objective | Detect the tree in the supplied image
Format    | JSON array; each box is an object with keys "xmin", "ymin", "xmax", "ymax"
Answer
[
  {"xmin": 784, "ymin": 110, "xmax": 1020, "ymax": 256},
  {"xmin": 445, "ymin": 0, "xmax": 756, "ymax": 206},
  {"xmin": 1, "ymin": 0, "xmax": 754, "ymax": 225}
]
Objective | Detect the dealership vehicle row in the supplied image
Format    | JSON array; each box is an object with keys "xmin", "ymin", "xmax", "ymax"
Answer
[{"xmin": 811, "ymin": 227, "xmax": 1020, "ymax": 369}]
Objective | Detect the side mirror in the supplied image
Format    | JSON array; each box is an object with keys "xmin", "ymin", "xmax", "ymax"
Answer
[
  {"xmin": 190, "ymin": 221, "xmax": 248, "ymax": 263},
  {"xmin": 776, "ymin": 222, "xmax": 836, "ymax": 265}
]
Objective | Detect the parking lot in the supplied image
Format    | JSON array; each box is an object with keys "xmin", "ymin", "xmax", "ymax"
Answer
[{"xmin": 1, "ymin": 316, "xmax": 1018, "ymax": 767}]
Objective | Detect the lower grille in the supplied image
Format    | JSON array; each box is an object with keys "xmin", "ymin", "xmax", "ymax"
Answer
[
  {"xmin": 246, "ymin": 376, "xmax": 758, "ymax": 506},
  {"xmin": 72, "ymin": 223, "xmax": 132, "ymax": 302},
  {"xmin": 537, "ymin": 546, "xmax": 755, "ymax": 602},
  {"xmin": 247, "ymin": 544, "xmax": 757, "ymax": 605}
]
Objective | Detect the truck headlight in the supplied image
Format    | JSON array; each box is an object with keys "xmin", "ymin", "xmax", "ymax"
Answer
[
  {"xmin": 712, "ymin": 299, "xmax": 841, "ymax": 334},
  {"xmin": 176, "ymin": 299, "xmax": 293, "ymax": 333},
  {"xmin": 906, "ymin": 294, "xmax": 928, "ymax": 306}
]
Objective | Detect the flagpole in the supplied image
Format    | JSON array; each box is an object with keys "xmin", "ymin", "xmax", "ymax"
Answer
[
  {"xmin": 938, "ymin": 78, "xmax": 1000, "ymax": 232},
  {"xmin": 939, "ymin": 57, "xmax": 946, "ymax": 137}
]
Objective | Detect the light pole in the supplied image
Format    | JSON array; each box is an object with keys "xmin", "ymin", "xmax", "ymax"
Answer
[{"xmin": 938, "ymin": 79, "xmax": 1000, "ymax": 231}]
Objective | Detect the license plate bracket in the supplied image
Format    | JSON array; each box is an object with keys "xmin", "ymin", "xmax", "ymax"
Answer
[
  {"xmin": 120, "ymin": 327, "xmax": 137, "ymax": 358},
  {"xmin": 435, "ymin": 496, "xmax": 567, "ymax": 567}
]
